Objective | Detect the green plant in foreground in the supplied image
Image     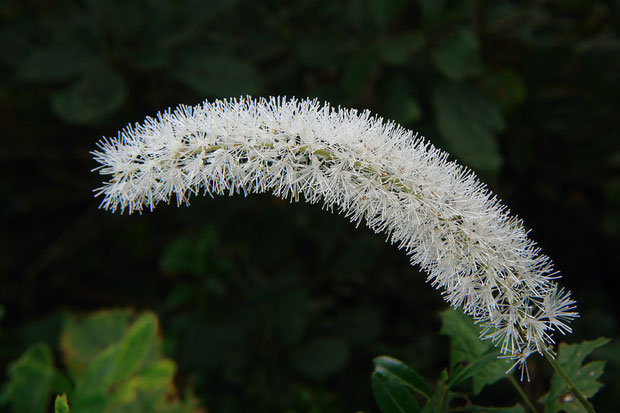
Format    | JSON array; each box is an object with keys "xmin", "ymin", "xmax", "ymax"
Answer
[
  {"xmin": 0, "ymin": 308, "xmax": 607, "ymax": 413},
  {"xmin": 371, "ymin": 310, "xmax": 608, "ymax": 413},
  {"xmin": 1, "ymin": 310, "xmax": 200, "ymax": 413}
]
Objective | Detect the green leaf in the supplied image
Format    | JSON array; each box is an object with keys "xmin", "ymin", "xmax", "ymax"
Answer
[
  {"xmin": 418, "ymin": 0, "xmax": 447, "ymax": 23},
  {"xmin": 160, "ymin": 228, "xmax": 218, "ymax": 276},
  {"xmin": 341, "ymin": 49, "xmax": 379, "ymax": 101},
  {"xmin": 70, "ymin": 393, "xmax": 106, "ymax": 413},
  {"xmin": 17, "ymin": 31, "xmax": 97, "ymax": 82},
  {"xmin": 538, "ymin": 338, "xmax": 610, "ymax": 413},
  {"xmin": 56, "ymin": 310, "xmax": 193, "ymax": 412},
  {"xmin": 106, "ymin": 359, "xmax": 177, "ymax": 406},
  {"xmin": 432, "ymin": 28, "xmax": 482, "ymax": 80},
  {"xmin": 76, "ymin": 343, "xmax": 121, "ymax": 394},
  {"xmin": 447, "ymin": 350, "xmax": 500, "ymax": 388},
  {"xmin": 130, "ymin": 43, "xmax": 171, "ymax": 71},
  {"xmin": 372, "ymin": 370, "xmax": 421, "ymax": 413},
  {"xmin": 483, "ymin": 69, "xmax": 527, "ymax": 111},
  {"xmin": 440, "ymin": 309, "xmax": 512, "ymax": 394},
  {"xmin": 0, "ymin": 382, "xmax": 9, "ymax": 405},
  {"xmin": 440, "ymin": 309, "xmax": 487, "ymax": 365},
  {"xmin": 291, "ymin": 337, "xmax": 350, "ymax": 379},
  {"xmin": 373, "ymin": 356, "xmax": 432, "ymax": 400},
  {"xmin": 368, "ymin": 0, "xmax": 408, "ymax": 31},
  {"xmin": 260, "ymin": 280, "xmax": 310, "ymax": 345},
  {"xmin": 133, "ymin": 359, "xmax": 176, "ymax": 390},
  {"xmin": 378, "ymin": 74, "xmax": 422, "ymax": 126},
  {"xmin": 432, "ymin": 83, "xmax": 505, "ymax": 173},
  {"xmin": 296, "ymin": 35, "xmax": 339, "ymax": 69},
  {"xmin": 6, "ymin": 343, "xmax": 56, "ymax": 413},
  {"xmin": 54, "ymin": 394, "xmax": 70, "ymax": 413},
  {"xmin": 379, "ymin": 32, "xmax": 426, "ymax": 65},
  {"xmin": 464, "ymin": 405, "xmax": 526, "ymax": 412},
  {"xmin": 174, "ymin": 50, "xmax": 260, "ymax": 97},
  {"xmin": 60, "ymin": 309, "xmax": 131, "ymax": 379},
  {"xmin": 422, "ymin": 369, "xmax": 450, "ymax": 413},
  {"xmin": 85, "ymin": 0, "xmax": 143, "ymax": 39},
  {"xmin": 113, "ymin": 312, "xmax": 158, "ymax": 382},
  {"xmin": 50, "ymin": 62, "xmax": 126, "ymax": 124}
]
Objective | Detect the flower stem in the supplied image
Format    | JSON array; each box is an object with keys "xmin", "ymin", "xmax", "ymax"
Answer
[
  {"xmin": 200, "ymin": 142, "xmax": 425, "ymax": 200},
  {"xmin": 542, "ymin": 346, "xmax": 596, "ymax": 413},
  {"xmin": 507, "ymin": 375, "xmax": 537, "ymax": 413}
]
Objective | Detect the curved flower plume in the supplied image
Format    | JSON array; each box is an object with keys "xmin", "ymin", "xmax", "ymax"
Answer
[{"xmin": 92, "ymin": 96, "xmax": 577, "ymax": 370}]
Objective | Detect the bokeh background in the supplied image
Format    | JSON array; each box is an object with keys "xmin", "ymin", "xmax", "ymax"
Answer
[{"xmin": 1, "ymin": 0, "xmax": 619, "ymax": 411}]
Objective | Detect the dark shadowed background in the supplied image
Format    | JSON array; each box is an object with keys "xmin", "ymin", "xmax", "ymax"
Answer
[{"xmin": 1, "ymin": 0, "xmax": 619, "ymax": 411}]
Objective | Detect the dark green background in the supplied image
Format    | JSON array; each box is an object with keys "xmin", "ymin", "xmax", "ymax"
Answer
[{"xmin": 1, "ymin": 0, "xmax": 619, "ymax": 411}]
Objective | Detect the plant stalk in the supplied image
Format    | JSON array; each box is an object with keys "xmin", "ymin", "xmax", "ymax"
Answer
[
  {"xmin": 542, "ymin": 346, "xmax": 596, "ymax": 413},
  {"xmin": 507, "ymin": 375, "xmax": 537, "ymax": 413}
]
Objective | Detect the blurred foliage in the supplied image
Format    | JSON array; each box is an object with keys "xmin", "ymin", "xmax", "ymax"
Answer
[
  {"xmin": 1, "ymin": 310, "xmax": 200, "ymax": 413},
  {"xmin": 1, "ymin": 0, "xmax": 619, "ymax": 412},
  {"xmin": 54, "ymin": 395, "xmax": 70, "ymax": 413},
  {"xmin": 0, "ymin": 307, "xmax": 608, "ymax": 413}
]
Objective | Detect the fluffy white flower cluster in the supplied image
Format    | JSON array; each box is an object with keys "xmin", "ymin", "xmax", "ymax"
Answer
[{"xmin": 93, "ymin": 96, "xmax": 577, "ymax": 369}]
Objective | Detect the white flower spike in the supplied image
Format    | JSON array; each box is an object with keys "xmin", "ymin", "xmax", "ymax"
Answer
[{"xmin": 92, "ymin": 96, "xmax": 577, "ymax": 370}]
